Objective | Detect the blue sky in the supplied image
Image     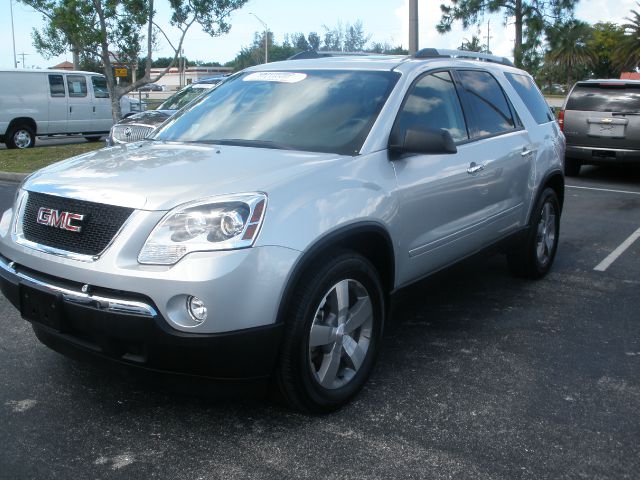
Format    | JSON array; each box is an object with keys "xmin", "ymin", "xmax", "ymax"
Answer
[{"xmin": 0, "ymin": 0, "xmax": 635, "ymax": 69}]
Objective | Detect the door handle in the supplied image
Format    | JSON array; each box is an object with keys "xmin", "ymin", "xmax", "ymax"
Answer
[
  {"xmin": 467, "ymin": 162, "xmax": 485, "ymax": 174},
  {"xmin": 69, "ymin": 106, "xmax": 73, "ymax": 113},
  {"xmin": 93, "ymin": 106, "xmax": 96, "ymax": 113},
  {"xmin": 521, "ymin": 148, "xmax": 534, "ymax": 156}
]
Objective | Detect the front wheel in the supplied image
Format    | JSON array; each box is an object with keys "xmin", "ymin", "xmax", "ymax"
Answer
[
  {"xmin": 6, "ymin": 124, "xmax": 35, "ymax": 149},
  {"xmin": 508, "ymin": 188, "xmax": 560, "ymax": 279},
  {"xmin": 85, "ymin": 136, "xmax": 102, "ymax": 143},
  {"xmin": 276, "ymin": 252, "xmax": 385, "ymax": 413}
]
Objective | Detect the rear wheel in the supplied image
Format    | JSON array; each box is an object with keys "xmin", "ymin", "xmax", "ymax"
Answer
[
  {"xmin": 276, "ymin": 251, "xmax": 385, "ymax": 413},
  {"xmin": 564, "ymin": 157, "xmax": 581, "ymax": 177},
  {"xmin": 6, "ymin": 124, "xmax": 35, "ymax": 149},
  {"xmin": 508, "ymin": 188, "xmax": 560, "ymax": 279}
]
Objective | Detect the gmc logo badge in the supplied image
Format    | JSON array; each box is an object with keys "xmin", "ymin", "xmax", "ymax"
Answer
[{"xmin": 36, "ymin": 207, "xmax": 85, "ymax": 233}]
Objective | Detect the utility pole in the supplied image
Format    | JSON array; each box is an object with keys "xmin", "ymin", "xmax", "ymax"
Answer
[
  {"xmin": 250, "ymin": 13, "xmax": 269, "ymax": 64},
  {"xmin": 485, "ymin": 19, "xmax": 492, "ymax": 54},
  {"xmin": 18, "ymin": 52, "xmax": 31, "ymax": 67},
  {"xmin": 409, "ymin": 0, "xmax": 419, "ymax": 55},
  {"xmin": 10, "ymin": 0, "xmax": 18, "ymax": 68}
]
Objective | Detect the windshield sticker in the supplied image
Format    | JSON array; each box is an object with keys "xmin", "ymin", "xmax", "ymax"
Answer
[{"xmin": 243, "ymin": 72, "xmax": 307, "ymax": 83}]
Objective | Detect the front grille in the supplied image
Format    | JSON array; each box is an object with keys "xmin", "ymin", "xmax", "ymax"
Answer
[
  {"xmin": 22, "ymin": 192, "xmax": 134, "ymax": 257},
  {"xmin": 111, "ymin": 124, "xmax": 154, "ymax": 143}
]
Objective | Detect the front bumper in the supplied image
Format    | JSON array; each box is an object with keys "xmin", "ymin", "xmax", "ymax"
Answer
[
  {"xmin": 566, "ymin": 145, "xmax": 640, "ymax": 164},
  {"xmin": 0, "ymin": 255, "xmax": 284, "ymax": 379}
]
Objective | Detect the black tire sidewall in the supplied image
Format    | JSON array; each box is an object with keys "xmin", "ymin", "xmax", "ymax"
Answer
[
  {"xmin": 280, "ymin": 252, "xmax": 385, "ymax": 412},
  {"xmin": 527, "ymin": 188, "xmax": 560, "ymax": 277},
  {"xmin": 7, "ymin": 125, "xmax": 35, "ymax": 149}
]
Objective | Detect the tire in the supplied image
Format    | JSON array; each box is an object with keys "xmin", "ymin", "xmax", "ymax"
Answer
[
  {"xmin": 508, "ymin": 188, "xmax": 560, "ymax": 279},
  {"xmin": 85, "ymin": 136, "xmax": 102, "ymax": 142},
  {"xmin": 564, "ymin": 157, "xmax": 581, "ymax": 177},
  {"xmin": 275, "ymin": 251, "xmax": 385, "ymax": 413},
  {"xmin": 6, "ymin": 124, "xmax": 35, "ymax": 149}
]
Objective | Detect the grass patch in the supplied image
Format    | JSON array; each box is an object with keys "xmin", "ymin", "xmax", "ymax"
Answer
[{"xmin": 0, "ymin": 142, "xmax": 104, "ymax": 174}]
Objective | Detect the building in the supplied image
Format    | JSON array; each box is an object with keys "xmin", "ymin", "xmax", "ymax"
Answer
[{"xmin": 150, "ymin": 66, "xmax": 233, "ymax": 90}]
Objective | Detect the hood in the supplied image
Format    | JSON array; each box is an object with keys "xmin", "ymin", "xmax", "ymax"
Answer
[
  {"xmin": 23, "ymin": 141, "xmax": 345, "ymax": 211},
  {"xmin": 117, "ymin": 110, "xmax": 173, "ymax": 127}
]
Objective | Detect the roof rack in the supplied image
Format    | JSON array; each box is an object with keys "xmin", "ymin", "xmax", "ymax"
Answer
[
  {"xmin": 287, "ymin": 50, "xmax": 379, "ymax": 60},
  {"xmin": 414, "ymin": 48, "xmax": 514, "ymax": 67}
]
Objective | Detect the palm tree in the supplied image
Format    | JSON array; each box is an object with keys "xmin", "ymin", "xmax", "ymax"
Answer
[
  {"xmin": 545, "ymin": 20, "xmax": 596, "ymax": 88},
  {"xmin": 615, "ymin": 3, "xmax": 640, "ymax": 71}
]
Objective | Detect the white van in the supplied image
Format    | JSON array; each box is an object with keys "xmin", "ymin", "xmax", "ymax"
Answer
[{"xmin": 0, "ymin": 69, "xmax": 140, "ymax": 149}]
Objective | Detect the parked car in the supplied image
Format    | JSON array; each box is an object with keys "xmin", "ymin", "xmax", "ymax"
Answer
[
  {"xmin": 106, "ymin": 77, "xmax": 226, "ymax": 145},
  {"xmin": 0, "ymin": 50, "xmax": 565, "ymax": 412},
  {"xmin": 137, "ymin": 83, "xmax": 165, "ymax": 92},
  {"xmin": 560, "ymin": 79, "xmax": 640, "ymax": 176},
  {"xmin": 0, "ymin": 69, "xmax": 140, "ymax": 148}
]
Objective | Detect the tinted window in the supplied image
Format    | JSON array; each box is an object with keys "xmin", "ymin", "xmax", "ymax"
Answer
[
  {"xmin": 48, "ymin": 75, "xmax": 65, "ymax": 97},
  {"xmin": 395, "ymin": 71, "xmax": 468, "ymax": 142},
  {"xmin": 505, "ymin": 72, "xmax": 554, "ymax": 124},
  {"xmin": 566, "ymin": 84, "xmax": 640, "ymax": 112},
  {"xmin": 91, "ymin": 76, "xmax": 109, "ymax": 98},
  {"xmin": 152, "ymin": 70, "xmax": 400, "ymax": 155},
  {"xmin": 67, "ymin": 75, "xmax": 87, "ymax": 97},
  {"xmin": 457, "ymin": 70, "xmax": 516, "ymax": 138}
]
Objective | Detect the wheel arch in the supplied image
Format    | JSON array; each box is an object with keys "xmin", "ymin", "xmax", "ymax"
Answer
[
  {"xmin": 275, "ymin": 222, "xmax": 395, "ymax": 325},
  {"xmin": 529, "ymin": 169, "xmax": 565, "ymax": 224},
  {"xmin": 7, "ymin": 117, "xmax": 38, "ymax": 135}
]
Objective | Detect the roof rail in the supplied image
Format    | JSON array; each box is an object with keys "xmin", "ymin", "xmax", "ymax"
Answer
[
  {"xmin": 414, "ymin": 48, "xmax": 514, "ymax": 67},
  {"xmin": 287, "ymin": 50, "xmax": 378, "ymax": 60}
]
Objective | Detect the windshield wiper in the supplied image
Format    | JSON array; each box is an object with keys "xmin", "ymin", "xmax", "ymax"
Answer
[
  {"xmin": 612, "ymin": 111, "xmax": 640, "ymax": 116},
  {"xmin": 201, "ymin": 139, "xmax": 294, "ymax": 150}
]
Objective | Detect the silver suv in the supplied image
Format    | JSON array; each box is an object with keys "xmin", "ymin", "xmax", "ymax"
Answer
[
  {"xmin": 561, "ymin": 79, "xmax": 640, "ymax": 176},
  {"xmin": 0, "ymin": 50, "xmax": 565, "ymax": 412}
]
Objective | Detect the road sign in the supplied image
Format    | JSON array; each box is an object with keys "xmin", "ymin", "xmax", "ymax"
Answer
[{"xmin": 114, "ymin": 68, "xmax": 128, "ymax": 77}]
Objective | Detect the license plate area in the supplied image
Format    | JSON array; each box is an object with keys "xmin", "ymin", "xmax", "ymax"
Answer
[
  {"xmin": 20, "ymin": 284, "xmax": 61, "ymax": 330},
  {"xmin": 587, "ymin": 118, "xmax": 626, "ymax": 138}
]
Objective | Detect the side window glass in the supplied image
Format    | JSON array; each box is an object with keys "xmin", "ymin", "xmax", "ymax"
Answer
[
  {"xmin": 505, "ymin": 72, "xmax": 554, "ymax": 124},
  {"xmin": 457, "ymin": 70, "xmax": 516, "ymax": 138},
  {"xmin": 48, "ymin": 75, "xmax": 65, "ymax": 97},
  {"xmin": 67, "ymin": 75, "xmax": 87, "ymax": 98},
  {"xmin": 91, "ymin": 76, "xmax": 109, "ymax": 98},
  {"xmin": 396, "ymin": 71, "xmax": 469, "ymax": 143}
]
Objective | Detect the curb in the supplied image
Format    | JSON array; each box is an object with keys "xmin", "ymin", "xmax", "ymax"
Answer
[{"xmin": 0, "ymin": 172, "xmax": 28, "ymax": 183}]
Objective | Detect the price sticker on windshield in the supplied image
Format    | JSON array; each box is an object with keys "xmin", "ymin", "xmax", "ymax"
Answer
[{"xmin": 243, "ymin": 72, "xmax": 307, "ymax": 83}]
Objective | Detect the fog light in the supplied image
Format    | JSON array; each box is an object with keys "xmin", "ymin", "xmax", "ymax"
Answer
[{"xmin": 186, "ymin": 296, "xmax": 207, "ymax": 323}]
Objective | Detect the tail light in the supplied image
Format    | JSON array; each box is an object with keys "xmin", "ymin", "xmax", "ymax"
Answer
[{"xmin": 558, "ymin": 110, "xmax": 565, "ymax": 131}]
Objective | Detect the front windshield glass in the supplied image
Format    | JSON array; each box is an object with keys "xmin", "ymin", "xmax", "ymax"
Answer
[
  {"xmin": 159, "ymin": 85, "xmax": 212, "ymax": 110},
  {"xmin": 151, "ymin": 70, "xmax": 400, "ymax": 155}
]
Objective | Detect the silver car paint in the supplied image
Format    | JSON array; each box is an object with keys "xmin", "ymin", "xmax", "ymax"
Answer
[{"xmin": 0, "ymin": 56, "xmax": 564, "ymax": 334}]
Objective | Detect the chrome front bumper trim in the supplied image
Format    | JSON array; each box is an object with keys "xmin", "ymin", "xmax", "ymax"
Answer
[{"xmin": 0, "ymin": 256, "xmax": 157, "ymax": 318}]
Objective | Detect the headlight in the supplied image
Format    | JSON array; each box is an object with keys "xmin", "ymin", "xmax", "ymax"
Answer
[{"xmin": 138, "ymin": 193, "xmax": 267, "ymax": 265}]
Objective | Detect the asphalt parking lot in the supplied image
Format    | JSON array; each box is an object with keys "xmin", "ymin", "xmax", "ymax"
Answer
[{"xmin": 0, "ymin": 166, "xmax": 638, "ymax": 479}]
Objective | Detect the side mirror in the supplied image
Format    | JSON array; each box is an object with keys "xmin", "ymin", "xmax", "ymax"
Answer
[{"xmin": 389, "ymin": 127, "xmax": 457, "ymax": 156}]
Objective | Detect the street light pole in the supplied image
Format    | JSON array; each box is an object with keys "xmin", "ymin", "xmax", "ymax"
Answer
[
  {"xmin": 250, "ymin": 12, "xmax": 268, "ymax": 64},
  {"xmin": 10, "ymin": 0, "xmax": 18, "ymax": 68}
]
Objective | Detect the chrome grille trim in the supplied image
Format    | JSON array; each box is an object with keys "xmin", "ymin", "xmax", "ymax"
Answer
[{"xmin": 111, "ymin": 124, "xmax": 155, "ymax": 143}]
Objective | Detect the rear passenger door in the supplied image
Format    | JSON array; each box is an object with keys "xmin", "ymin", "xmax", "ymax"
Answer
[
  {"xmin": 453, "ymin": 69, "xmax": 533, "ymax": 243},
  {"xmin": 46, "ymin": 74, "xmax": 68, "ymax": 134},
  {"xmin": 65, "ymin": 74, "xmax": 92, "ymax": 133}
]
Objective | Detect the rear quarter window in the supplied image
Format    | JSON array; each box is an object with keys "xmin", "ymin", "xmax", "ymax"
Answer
[
  {"xmin": 48, "ymin": 75, "xmax": 65, "ymax": 97},
  {"xmin": 566, "ymin": 84, "xmax": 640, "ymax": 112},
  {"xmin": 505, "ymin": 72, "xmax": 554, "ymax": 124}
]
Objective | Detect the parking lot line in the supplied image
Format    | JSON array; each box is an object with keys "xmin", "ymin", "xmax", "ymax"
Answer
[
  {"xmin": 567, "ymin": 185, "xmax": 640, "ymax": 196},
  {"xmin": 594, "ymin": 226, "xmax": 640, "ymax": 272}
]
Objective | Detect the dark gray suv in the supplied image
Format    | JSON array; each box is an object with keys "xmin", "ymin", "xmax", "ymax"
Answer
[{"xmin": 561, "ymin": 79, "xmax": 640, "ymax": 176}]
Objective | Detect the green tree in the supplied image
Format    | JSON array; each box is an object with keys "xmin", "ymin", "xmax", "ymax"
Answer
[
  {"xmin": 437, "ymin": 0, "xmax": 577, "ymax": 68},
  {"xmin": 545, "ymin": 19, "xmax": 596, "ymax": 88},
  {"xmin": 307, "ymin": 32, "xmax": 321, "ymax": 50},
  {"xmin": 615, "ymin": 3, "xmax": 640, "ymax": 72},
  {"xmin": 460, "ymin": 35, "xmax": 487, "ymax": 52},
  {"xmin": 588, "ymin": 22, "xmax": 625, "ymax": 78},
  {"xmin": 22, "ymin": 0, "xmax": 247, "ymax": 120}
]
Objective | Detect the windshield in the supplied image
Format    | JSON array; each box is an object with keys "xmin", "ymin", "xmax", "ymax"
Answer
[
  {"xmin": 566, "ymin": 84, "xmax": 640, "ymax": 112},
  {"xmin": 158, "ymin": 85, "xmax": 213, "ymax": 110},
  {"xmin": 151, "ymin": 70, "xmax": 400, "ymax": 155}
]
